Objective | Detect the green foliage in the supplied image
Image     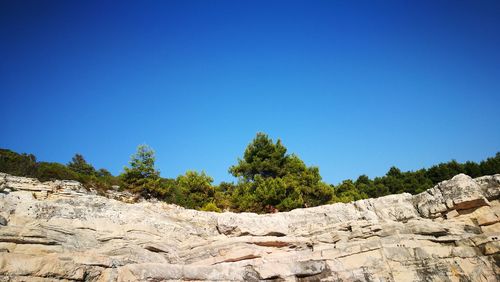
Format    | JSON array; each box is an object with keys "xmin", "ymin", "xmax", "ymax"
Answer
[
  {"xmin": 68, "ymin": 154, "xmax": 96, "ymax": 176},
  {"xmin": 229, "ymin": 181, "xmax": 260, "ymax": 211},
  {"xmin": 0, "ymin": 149, "xmax": 37, "ymax": 177},
  {"xmin": 36, "ymin": 162, "xmax": 80, "ymax": 182},
  {"xmin": 200, "ymin": 202, "xmax": 222, "ymax": 212},
  {"xmin": 332, "ymin": 153, "xmax": 500, "ymax": 201},
  {"xmin": 228, "ymin": 133, "xmax": 333, "ymax": 212},
  {"xmin": 123, "ymin": 144, "xmax": 159, "ymax": 180},
  {"xmin": 176, "ymin": 171, "xmax": 215, "ymax": 209},
  {"xmin": 213, "ymin": 182, "xmax": 234, "ymax": 211},
  {"xmin": 121, "ymin": 144, "xmax": 161, "ymax": 197},
  {"xmin": 229, "ymin": 133, "xmax": 288, "ymax": 181},
  {"xmin": 1, "ymin": 144, "xmax": 500, "ymax": 213},
  {"xmin": 332, "ymin": 180, "xmax": 368, "ymax": 203},
  {"xmin": 90, "ymin": 170, "xmax": 122, "ymax": 192},
  {"xmin": 0, "ymin": 148, "xmax": 120, "ymax": 192},
  {"xmin": 479, "ymin": 152, "xmax": 500, "ymax": 175},
  {"xmin": 157, "ymin": 171, "xmax": 222, "ymax": 211},
  {"xmin": 159, "ymin": 177, "xmax": 182, "ymax": 203},
  {"xmin": 96, "ymin": 168, "xmax": 112, "ymax": 177}
]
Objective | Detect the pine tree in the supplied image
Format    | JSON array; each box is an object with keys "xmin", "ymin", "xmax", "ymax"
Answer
[{"xmin": 121, "ymin": 144, "xmax": 161, "ymax": 197}]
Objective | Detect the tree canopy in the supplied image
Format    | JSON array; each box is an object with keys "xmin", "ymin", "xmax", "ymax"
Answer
[
  {"xmin": 176, "ymin": 171, "xmax": 215, "ymax": 209},
  {"xmin": 229, "ymin": 133, "xmax": 288, "ymax": 181},
  {"xmin": 68, "ymin": 154, "xmax": 96, "ymax": 176},
  {"xmin": 121, "ymin": 144, "xmax": 161, "ymax": 197},
  {"xmin": 229, "ymin": 133, "xmax": 333, "ymax": 212}
]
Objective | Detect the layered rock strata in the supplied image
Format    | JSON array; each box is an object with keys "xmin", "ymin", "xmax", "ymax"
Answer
[{"xmin": 0, "ymin": 172, "xmax": 499, "ymax": 281}]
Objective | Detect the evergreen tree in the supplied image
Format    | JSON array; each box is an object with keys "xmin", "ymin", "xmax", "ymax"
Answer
[
  {"xmin": 229, "ymin": 133, "xmax": 333, "ymax": 212},
  {"xmin": 121, "ymin": 144, "xmax": 161, "ymax": 197},
  {"xmin": 229, "ymin": 133, "xmax": 288, "ymax": 181},
  {"xmin": 0, "ymin": 149, "xmax": 37, "ymax": 177},
  {"xmin": 68, "ymin": 154, "xmax": 96, "ymax": 175},
  {"xmin": 176, "ymin": 171, "xmax": 215, "ymax": 209}
]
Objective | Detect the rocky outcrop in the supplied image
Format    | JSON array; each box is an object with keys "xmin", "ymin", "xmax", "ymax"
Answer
[{"xmin": 0, "ymin": 172, "xmax": 499, "ymax": 281}]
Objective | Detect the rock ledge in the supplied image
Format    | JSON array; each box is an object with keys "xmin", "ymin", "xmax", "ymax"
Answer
[{"xmin": 0, "ymin": 173, "xmax": 499, "ymax": 281}]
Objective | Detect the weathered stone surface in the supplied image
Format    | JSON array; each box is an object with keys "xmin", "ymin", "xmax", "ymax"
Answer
[
  {"xmin": 476, "ymin": 174, "xmax": 500, "ymax": 199},
  {"xmin": 0, "ymin": 172, "xmax": 499, "ymax": 281},
  {"xmin": 413, "ymin": 174, "xmax": 492, "ymax": 218}
]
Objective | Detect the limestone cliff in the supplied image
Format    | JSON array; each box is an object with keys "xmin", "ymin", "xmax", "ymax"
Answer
[{"xmin": 0, "ymin": 172, "xmax": 499, "ymax": 281}]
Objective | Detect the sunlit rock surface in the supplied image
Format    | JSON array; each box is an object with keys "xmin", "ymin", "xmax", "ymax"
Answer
[{"xmin": 0, "ymin": 172, "xmax": 499, "ymax": 281}]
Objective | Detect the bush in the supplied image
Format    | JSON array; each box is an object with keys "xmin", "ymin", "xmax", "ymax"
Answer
[
  {"xmin": 0, "ymin": 149, "xmax": 37, "ymax": 177},
  {"xmin": 36, "ymin": 162, "xmax": 79, "ymax": 182},
  {"xmin": 200, "ymin": 202, "xmax": 221, "ymax": 212},
  {"xmin": 176, "ymin": 171, "xmax": 215, "ymax": 209}
]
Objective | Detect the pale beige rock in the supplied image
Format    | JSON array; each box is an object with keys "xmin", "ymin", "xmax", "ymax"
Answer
[
  {"xmin": 446, "ymin": 209, "xmax": 459, "ymax": 219},
  {"xmin": 0, "ymin": 172, "xmax": 499, "ymax": 281},
  {"xmin": 482, "ymin": 222, "xmax": 500, "ymax": 233}
]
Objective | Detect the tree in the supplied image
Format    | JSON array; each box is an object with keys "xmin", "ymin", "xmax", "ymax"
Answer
[
  {"xmin": 68, "ymin": 154, "xmax": 96, "ymax": 176},
  {"xmin": 124, "ymin": 145, "xmax": 159, "ymax": 179},
  {"xmin": 354, "ymin": 174, "xmax": 377, "ymax": 197},
  {"xmin": 121, "ymin": 144, "xmax": 161, "ymax": 197},
  {"xmin": 176, "ymin": 171, "xmax": 215, "ymax": 209},
  {"xmin": 0, "ymin": 149, "xmax": 37, "ymax": 177},
  {"xmin": 36, "ymin": 162, "xmax": 79, "ymax": 182},
  {"xmin": 332, "ymin": 179, "xmax": 367, "ymax": 203},
  {"xmin": 229, "ymin": 133, "xmax": 288, "ymax": 181},
  {"xmin": 96, "ymin": 168, "xmax": 112, "ymax": 178},
  {"xmin": 355, "ymin": 174, "xmax": 371, "ymax": 186},
  {"xmin": 386, "ymin": 167, "xmax": 402, "ymax": 178},
  {"xmin": 228, "ymin": 133, "xmax": 333, "ymax": 212},
  {"xmin": 479, "ymin": 152, "xmax": 500, "ymax": 175},
  {"xmin": 214, "ymin": 182, "xmax": 234, "ymax": 211}
]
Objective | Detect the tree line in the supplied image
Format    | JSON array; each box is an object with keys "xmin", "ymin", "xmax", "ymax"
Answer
[{"xmin": 1, "ymin": 133, "xmax": 499, "ymax": 213}]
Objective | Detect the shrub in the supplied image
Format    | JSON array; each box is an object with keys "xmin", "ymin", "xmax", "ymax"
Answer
[
  {"xmin": 200, "ymin": 202, "xmax": 221, "ymax": 212},
  {"xmin": 176, "ymin": 171, "xmax": 215, "ymax": 209},
  {"xmin": 0, "ymin": 149, "xmax": 37, "ymax": 177},
  {"xmin": 36, "ymin": 162, "xmax": 79, "ymax": 182}
]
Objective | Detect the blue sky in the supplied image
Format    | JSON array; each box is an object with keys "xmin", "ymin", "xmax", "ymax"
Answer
[{"xmin": 1, "ymin": 1, "xmax": 499, "ymax": 184}]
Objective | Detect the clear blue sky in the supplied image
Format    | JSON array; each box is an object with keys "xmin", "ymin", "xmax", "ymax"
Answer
[{"xmin": 1, "ymin": 1, "xmax": 499, "ymax": 184}]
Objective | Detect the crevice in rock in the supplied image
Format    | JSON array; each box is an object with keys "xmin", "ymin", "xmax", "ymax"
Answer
[
  {"xmin": 295, "ymin": 263, "xmax": 331, "ymax": 282},
  {"xmin": 263, "ymin": 232, "xmax": 287, "ymax": 237},
  {"xmin": 216, "ymin": 254, "xmax": 261, "ymax": 264},
  {"xmin": 335, "ymin": 246, "xmax": 382, "ymax": 259},
  {"xmin": 144, "ymin": 245, "xmax": 168, "ymax": 253},
  {"xmin": 0, "ymin": 215, "xmax": 7, "ymax": 226},
  {"xmin": 42, "ymin": 225, "xmax": 75, "ymax": 235},
  {"xmin": 251, "ymin": 241, "xmax": 290, "ymax": 248},
  {"xmin": 0, "ymin": 237, "xmax": 60, "ymax": 245},
  {"xmin": 262, "ymin": 275, "xmax": 284, "ymax": 281},
  {"xmin": 463, "ymin": 225, "xmax": 482, "ymax": 234},
  {"xmin": 97, "ymin": 236, "xmax": 124, "ymax": 242},
  {"xmin": 0, "ymin": 275, "xmax": 83, "ymax": 282},
  {"xmin": 75, "ymin": 226, "xmax": 97, "ymax": 231}
]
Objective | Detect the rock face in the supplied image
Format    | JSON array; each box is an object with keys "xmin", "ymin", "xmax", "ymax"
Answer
[{"xmin": 0, "ymin": 172, "xmax": 499, "ymax": 281}]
